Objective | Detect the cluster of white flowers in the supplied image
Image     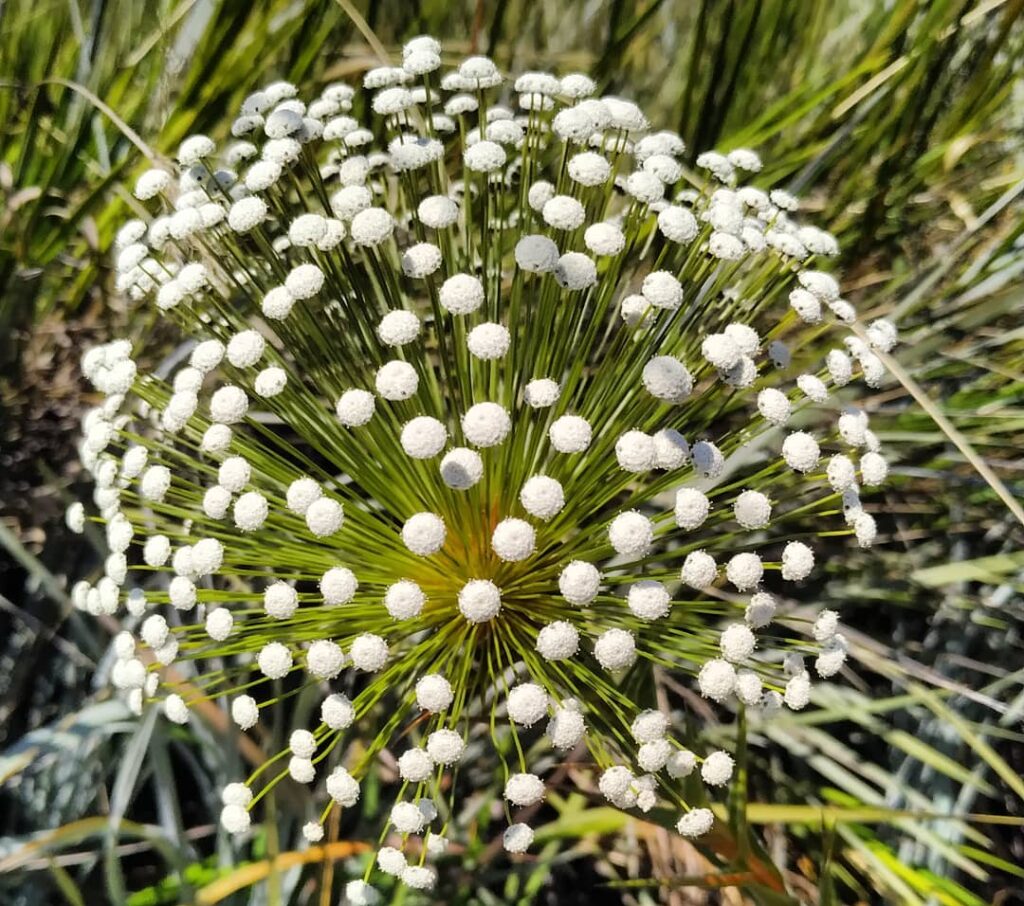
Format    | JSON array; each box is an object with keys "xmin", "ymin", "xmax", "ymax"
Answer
[{"xmin": 72, "ymin": 36, "xmax": 896, "ymax": 901}]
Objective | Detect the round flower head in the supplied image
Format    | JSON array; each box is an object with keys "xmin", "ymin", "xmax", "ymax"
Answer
[
  {"xmin": 440, "ymin": 447, "xmax": 483, "ymax": 489},
  {"xmin": 520, "ymin": 475, "xmax": 564, "ymax": 520},
  {"xmin": 515, "ymin": 235, "xmax": 559, "ymax": 273},
  {"xmin": 458, "ymin": 579, "xmax": 501, "ymax": 622},
  {"xmin": 627, "ymin": 580, "xmax": 671, "ymax": 620},
  {"xmin": 677, "ymin": 807, "xmax": 715, "ymax": 838},
  {"xmin": 523, "ymin": 378, "xmax": 560, "ymax": 408},
  {"xmin": 554, "ymin": 252, "xmax": 597, "ymax": 290},
  {"xmin": 549, "ymin": 415, "xmax": 591, "ymax": 453},
  {"xmin": 375, "ymin": 360, "xmax": 418, "ymax": 400},
  {"xmin": 462, "ymin": 402, "xmax": 510, "ymax": 447},
  {"xmin": 467, "ymin": 322, "xmax": 510, "ymax": 359},
  {"xmin": 384, "ymin": 580, "xmax": 425, "ymax": 620},
  {"xmin": 504, "ymin": 772, "xmax": 545, "ymax": 806},
  {"xmin": 439, "ymin": 273, "xmax": 484, "ymax": 315},
  {"xmin": 503, "ymin": 823, "xmax": 534, "ymax": 854},
  {"xmin": 416, "ymin": 673, "xmax": 453, "ymax": 711},
  {"xmin": 506, "ymin": 683, "xmax": 548, "ymax": 726},
  {"xmin": 402, "ymin": 512, "xmax": 446, "ymax": 556},
  {"xmin": 643, "ymin": 356, "xmax": 692, "ymax": 403},
  {"xmin": 75, "ymin": 40, "xmax": 892, "ymax": 883}
]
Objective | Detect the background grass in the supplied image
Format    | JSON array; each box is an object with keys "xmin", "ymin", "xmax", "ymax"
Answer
[{"xmin": 1, "ymin": 1, "xmax": 1022, "ymax": 903}]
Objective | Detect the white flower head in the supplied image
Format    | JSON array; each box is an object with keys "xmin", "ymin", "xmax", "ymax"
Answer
[{"xmin": 76, "ymin": 42, "xmax": 892, "ymax": 885}]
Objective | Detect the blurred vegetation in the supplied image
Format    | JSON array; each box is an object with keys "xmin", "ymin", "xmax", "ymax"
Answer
[{"xmin": 1, "ymin": 0, "xmax": 1022, "ymax": 904}]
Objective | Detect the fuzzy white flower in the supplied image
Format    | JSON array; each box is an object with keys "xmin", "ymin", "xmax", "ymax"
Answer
[{"xmin": 77, "ymin": 43, "xmax": 894, "ymax": 880}]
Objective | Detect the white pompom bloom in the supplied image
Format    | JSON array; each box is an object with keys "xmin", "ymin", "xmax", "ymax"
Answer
[
  {"xmin": 378, "ymin": 310, "xmax": 421, "ymax": 346},
  {"xmin": 507, "ymin": 683, "xmax": 549, "ymax": 726},
  {"xmin": 462, "ymin": 402, "xmax": 511, "ymax": 447},
  {"xmin": 140, "ymin": 465, "xmax": 171, "ymax": 501},
  {"xmin": 630, "ymin": 710, "xmax": 668, "ymax": 743},
  {"xmin": 549, "ymin": 415, "xmax": 591, "ymax": 453},
  {"xmin": 321, "ymin": 692, "xmax": 356, "ymax": 729},
  {"xmin": 384, "ymin": 580, "xmax": 425, "ymax": 620},
  {"xmin": 232, "ymin": 695, "xmax": 259, "ymax": 729},
  {"xmin": 306, "ymin": 497, "xmax": 344, "ymax": 537},
  {"xmin": 78, "ymin": 45, "xmax": 892, "ymax": 885},
  {"xmin": 336, "ymin": 389, "xmax": 375, "ymax": 427},
  {"xmin": 720, "ymin": 623, "xmax": 756, "ymax": 662},
  {"xmin": 402, "ymin": 512, "xmax": 446, "ymax": 555},
  {"xmin": 608, "ymin": 511, "xmax": 653, "ymax": 556},
  {"xmin": 627, "ymin": 580, "xmax": 671, "ymax": 620},
  {"xmin": 638, "ymin": 739, "xmax": 672, "ymax": 772},
  {"xmin": 418, "ymin": 194, "xmax": 459, "ymax": 228},
  {"xmin": 702, "ymin": 333, "xmax": 741, "ymax": 370},
  {"xmin": 320, "ymin": 566, "xmax": 358, "ymax": 604},
  {"xmin": 439, "ymin": 273, "xmax": 484, "ymax": 314},
  {"xmin": 757, "ymin": 387, "xmax": 791, "ymax": 426},
  {"xmin": 203, "ymin": 607, "xmax": 233, "ymax": 641},
  {"xmin": 658, "ymin": 206, "xmax": 698, "ymax": 242},
  {"xmin": 504, "ymin": 772, "xmax": 545, "ymax": 806},
  {"xmin": 286, "ymin": 477, "xmax": 321, "ymax": 514},
  {"xmin": 698, "ymin": 659, "xmax": 736, "ymax": 702},
  {"xmin": 554, "ymin": 251, "xmax": 597, "ymax": 289},
  {"xmin": 209, "ymin": 385, "xmax": 248, "ymax": 424},
  {"xmin": 782, "ymin": 432, "xmax": 820, "ymax": 473},
  {"xmin": 464, "ymin": 139, "xmax": 506, "ymax": 172},
  {"xmin": 547, "ymin": 704, "xmax": 586, "ymax": 749},
  {"xmin": 594, "ymin": 628, "xmax": 636, "ymax": 670},
  {"xmin": 653, "ymin": 429, "xmax": 689, "ymax": 470},
  {"xmin": 401, "ymin": 416, "xmax": 447, "ymax": 458},
  {"xmin": 228, "ymin": 197, "xmax": 268, "ymax": 233},
  {"xmin": 492, "ymin": 518, "xmax": 535, "ymax": 561},
  {"xmin": 264, "ymin": 582, "xmax": 298, "ymax": 619},
  {"xmin": 568, "ymin": 151, "xmax": 612, "ymax": 186},
  {"xmin": 681, "ymin": 550, "xmax": 717, "ymax": 589},
  {"xmin": 503, "ymin": 823, "xmax": 534, "ymax": 853},
  {"xmin": 559, "ymin": 561, "xmax": 601, "ymax": 604},
  {"xmin": 326, "ymin": 766, "xmax": 360, "ymax": 806},
  {"xmin": 725, "ymin": 553, "xmax": 763, "ymax": 591},
  {"xmin": 674, "ymin": 488, "xmax": 710, "ymax": 530},
  {"xmin": 615, "ymin": 430, "xmax": 655, "ymax": 472},
  {"xmin": 401, "ymin": 242, "xmax": 442, "ymax": 277},
  {"xmin": 520, "ymin": 475, "xmax": 564, "ymax": 520},
  {"xmin": 542, "ymin": 195, "xmax": 585, "ymax": 230},
  {"xmin": 134, "ymin": 168, "xmax": 172, "ymax": 200},
  {"xmin": 467, "ymin": 322, "xmax": 510, "ymax": 359},
  {"xmin": 860, "ymin": 451, "xmax": 889, "ymax": 486},
  {"xmin": 426, "ymin": 729, "xmax": 464, "ymax": 765},
  {"xmin": 781, "ymin": 541, "xmax": 815, "ymax": 581},
  {"xmin": 734, "ymin": 490, "xmax": 771, "ymax": 529},
  {"xmin": 375, "ymin": 360, "xmax": 418, "ymax": 400},
  {"xmin": 397, "ymin": 748, "xmax": 434, "ymax": 782},
  {"xmin": 285, "ymin": 264, "xmax": 324, "ymax": 299},
  {"xmin": 257, "ymin": 642, "xmax": 293, "ymax": 679},
  {"xmin": 515, "ymin": 235, "xmax": 559, "ymax": 272},
  {"xmin": 785, "ymin": 672, "xmax": 812, "ymax": 710},
  {"xmin": 536, "ymin": 621, "xmax": 579, "ymax": 660},
  {"xmin": 641, "ymin": 271, "xmax": 683, "ymax": 310},
  {"xmin": 456, "ymin": 579, "xmax": 500, "ymax": 622},
  {"xmin": 440, "ymin": 447, "xmax": 483, "ymax": 489},
  {"xmin": 350, "ymin": 206, "xmax": 393, "ymax": 245},
  {"xmin": 178, "ymin": 134, "xmax": 215, "ymax": 165},
  {"xmin": 667, "ymin": 749, "xmax": 697, "ymax": 779},
  {"xmin": 677, "ymin": 807, "xmax": 714, "ymax": 837},
  {"xmin": 584, "ymin": 222, "xmax": 625, "ymax": 256},
  {"xmin": 598, "ymin": 765, "xmax": 637, "ymax": 807},
  {"xmin": 416, "ymin": 674, "xmax": 454, "ymax": 712},
  {"xmin": 643, "ymin": 356, "xmax": 692, "ymax": 402},
  {"xmin": 349, "ymin": 633, "xmax": 388, "ymax": 671}
]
